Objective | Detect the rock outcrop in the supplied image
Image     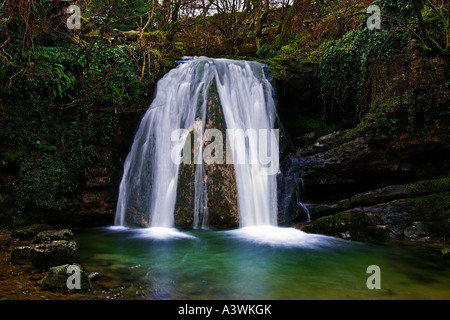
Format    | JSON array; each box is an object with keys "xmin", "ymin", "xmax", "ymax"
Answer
[{"xmin": 294, "ymin": 124, "xmax": 450, "ymax": 242}]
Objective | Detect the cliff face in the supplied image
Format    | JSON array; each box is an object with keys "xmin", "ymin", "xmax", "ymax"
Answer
[
  {"xmin": 273, "ymin": 48, "xmax": 450, "ymax": 243},
  {"xmin": 296, "ymin": 125, "xmax": 450, "ymax": 242}
]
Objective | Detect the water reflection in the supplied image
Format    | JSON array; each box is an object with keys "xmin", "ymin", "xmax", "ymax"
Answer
[{"xmin": 75, "ymin": 227, "xmax": 450, "ymax": 300}]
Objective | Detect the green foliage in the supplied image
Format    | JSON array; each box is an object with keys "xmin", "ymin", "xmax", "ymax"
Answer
[
  {"xmin": 371, "ymin": 0, "xmax": 420, "ymax": 21},
  {"xmin": 318, "ymin": 27, "xmax": 404, "ymax": 122},
  {"xmin": 373, "ymin": 83, "xmax": 450, "ymax": 136},
  {"xmin": 0, "ymin": 41, "xmax": 158, "ymax": 209},
  {"xmin": 409, "ymin": 191, "xmax": 450, "ymax": 238},
  {"xmin": 256, "ymin": 44, "xmax": 275, "ymax": 59}
]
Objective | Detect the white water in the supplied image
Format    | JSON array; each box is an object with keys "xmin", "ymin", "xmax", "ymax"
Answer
[{"xmin": 115, "ymin": 57, "xmax": 279, "ymax": 229}]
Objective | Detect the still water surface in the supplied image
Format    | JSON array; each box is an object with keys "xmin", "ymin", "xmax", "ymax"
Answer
[{"xmin": 75, "ymin": 226, "xmax": 450, "ymax": 300}]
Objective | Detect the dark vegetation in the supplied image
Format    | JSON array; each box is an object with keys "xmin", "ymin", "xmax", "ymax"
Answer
[{"xmin": 0, "ymin": 0, "xmax": 449, "ymax": 229}]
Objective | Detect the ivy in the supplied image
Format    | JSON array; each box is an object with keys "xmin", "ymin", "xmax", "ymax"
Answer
[
  {"xmin": 0, "ymin": 41, "xmax": 160, "ymax": 209},
  {"xmin": 318, "ymin": 27, "xmax": 404, "ymax": 122},
  {"xmin": 373, "ymin": 83, "xmax": 450, "ymax": 136}
]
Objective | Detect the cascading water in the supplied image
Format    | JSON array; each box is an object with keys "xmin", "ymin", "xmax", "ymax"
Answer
[{"xmin": 114, "ymin": 57, "xmax": 281, "ymax": 231}]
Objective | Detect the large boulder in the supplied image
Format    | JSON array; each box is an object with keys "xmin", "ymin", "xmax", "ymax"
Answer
[
  {"xmin": 29, "ymin": 240, "xmax": 77, "ymax": 270},
  {"xmin": 10, "ymin": 245, "xmax": 32, "ymax": 265}
]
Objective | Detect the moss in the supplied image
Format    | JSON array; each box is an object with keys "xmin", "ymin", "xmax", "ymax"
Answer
[
  {"xmin": 302, "ymin": 209, "xmax": 388, "ymax": 242},
  {"xmin": 430, "ymin": 178, "xmax": 450, "ymax": 193},
  {"xmin": 0, "ymin": 148, "xmax": 25, "ymax": 166},
  {"xmin": 41, "ymin": 264, "xmax": 91, "ymax": 291},
  {"xmin": 408, "ymin": 191, "xmax": 450, "ymax": 239}
]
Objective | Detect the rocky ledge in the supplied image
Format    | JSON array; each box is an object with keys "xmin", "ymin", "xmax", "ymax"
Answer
[{"xmin": 294, "ymin": 125, "xmax": 450, "ymax": 243}]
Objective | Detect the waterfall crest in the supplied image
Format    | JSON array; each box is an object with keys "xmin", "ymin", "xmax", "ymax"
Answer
[{"xmin": 115, "ymin": 57, "xmax": 279, "ymax": 228}]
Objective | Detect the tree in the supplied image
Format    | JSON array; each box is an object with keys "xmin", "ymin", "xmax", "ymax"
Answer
[
  {"xmin": 412, "ymin": 0, "xmax": 449, "ymax": 66},
  {"xmin": 277, "ymin": 0, "xmax": 306, "ymax": 49}
]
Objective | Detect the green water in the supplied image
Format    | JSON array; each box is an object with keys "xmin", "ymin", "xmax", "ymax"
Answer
[{"xmin": 75, "ymin": 226, "xmax": 450, "ymax": 300}]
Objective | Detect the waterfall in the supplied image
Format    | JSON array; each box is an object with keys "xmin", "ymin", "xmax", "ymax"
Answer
[{"xmin": 114, "ymin": 57, "xmax": 279, "ymax": 229}]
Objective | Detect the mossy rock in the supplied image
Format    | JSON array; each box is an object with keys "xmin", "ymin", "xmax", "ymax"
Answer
[
  {"xmin": 32, "ymin": 229, "xmax": 74, "ymax": 244},
  {"xmin": 29, "ymin": 240, "xmax": 77, "ymax": 270},
  {"xmin": 302, "ymin": 209, "xmax": 389, "ymax": 242},
  {"xmin": 10, "ymin": 245, "xmax": 32, "ymax": 265},
  {"xmin": 10, "ymin": 224, "xmax": 53, "ymax": 240},
  {"xmin": 408, "ymin": 191, "xmax": 450, "ymax": 239},
  {"xmin": 41, "ymin": 264, "xmax": 91, "ymax": 291}
]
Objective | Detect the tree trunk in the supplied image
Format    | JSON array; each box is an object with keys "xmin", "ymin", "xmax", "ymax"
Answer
[{"xmin": 277, "ymin": 0, "xmax": 305, "ymax": 49}]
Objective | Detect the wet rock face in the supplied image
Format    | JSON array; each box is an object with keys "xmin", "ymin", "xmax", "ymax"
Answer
[
  {"xmin": 277, "ymin": 155, "xmax": 309, "ymax": 226},
  {"xmin": 299, "ymin": 128, "xmax": 450, "ymax": 202},
  {"xmin": 301, "ymin": 179, "xmax": 450, "ymax": 242},
  {"xmin": 295, "ymin": 124, "xmax": 450, "ymax": 242},
  {"xmin": 175, "ymin": 82, "xmax": 239, "ymax": 228}
]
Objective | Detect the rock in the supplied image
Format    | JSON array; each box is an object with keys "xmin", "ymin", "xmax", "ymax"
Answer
[
  {"xmin": 277, "ymin": 155, "xmax": 307, "ymax": 225},
  {"xmin": 41, "ymin": 264, "xmax": 91, "ymax": 291},
  {"xmin": 88, "ymin": 272, "xmax": 101, "ymax": 282},
  {"xmin": 301, "ymin": 208, "xmax": 389, "ymax": 242},
  {"xmin": 302, "ymin": 190, "xmax": 450, "ymax": 242},
  {"xmin": 295, "ymin": 132, "xmax": 317, "ymax": 147},
  {"xmin": 307, "ymin": 178, "xmax": 450, "ymax": 221},
  {"xmin": 10, "ymin": 245, "xmax": 32, "ymax": 264},
  {"xmin": 174, "ymin": 83, "xmax": 239, "ymax": 228},
  {"xmin": 298, "ymin": 125, "xmax": 450, "ymax": 202},
  {"xmin": 10, "ymin": 224, "xmax": 53, "ymax": 240},
  {"xmin": 32, "ymin": 229, "xmax": 74, "ymax": 244},
  {"xmin": 29, "ymin": 240, "xmax": 77, "ymax": 270},
  {"xmin": 404, "ymin": 221, "xmax": 425, "ymax": 239},
  {"xmin": 11, "ymin": 229, "xmax": 77, "ymax": 268}
]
